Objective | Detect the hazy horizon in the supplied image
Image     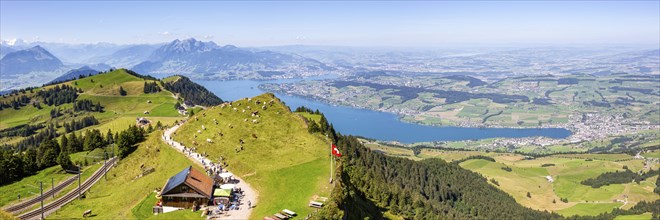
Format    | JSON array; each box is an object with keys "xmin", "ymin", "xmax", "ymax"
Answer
[{"xmin": 1, "ymin": 1, "xmax": 659, "ymax": 47}]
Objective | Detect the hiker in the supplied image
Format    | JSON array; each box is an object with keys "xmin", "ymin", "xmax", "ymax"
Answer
[{"xmin": 247, "ymin": 200, "xmax": 251, "ymax": 209}]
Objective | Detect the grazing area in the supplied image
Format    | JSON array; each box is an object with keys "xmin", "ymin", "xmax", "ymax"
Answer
[
  {"xmin": 3, "ymin": 2, "xmax": 660, "ymax": 219},
  {"xmin": 360, "ymin": 142, "xmax": 659, "ymax": 217},
  {"xmin": 172, "ymin": 93, "xmax": 333, "ymax": 218},
  {"xmin": 49, "ymin": 130, "xmax": 205, "ymax": 219}
]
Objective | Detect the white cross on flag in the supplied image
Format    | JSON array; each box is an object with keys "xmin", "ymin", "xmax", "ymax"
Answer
[{"xmin": 332, "ymin": 143, "xmax": 342, "ymax": 157}]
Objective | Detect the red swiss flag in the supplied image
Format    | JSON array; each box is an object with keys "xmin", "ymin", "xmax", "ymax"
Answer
[{"xmin": 332, "ymin": 143, "xmax": 342, "ymax": 157}]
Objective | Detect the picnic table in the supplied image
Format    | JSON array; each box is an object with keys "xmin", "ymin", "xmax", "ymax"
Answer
[{"xmin": 274, "ymin": 213, "xmax": 288, "ymax": 219}]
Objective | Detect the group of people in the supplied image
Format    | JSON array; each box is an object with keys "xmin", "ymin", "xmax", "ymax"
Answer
[{"xmin": 164, "ymin": 123, "xmax": 254, "ymax": 219}]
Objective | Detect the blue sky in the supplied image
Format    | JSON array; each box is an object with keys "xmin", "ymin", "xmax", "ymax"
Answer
[{"xmin": 1, "ymin": 1, "xmax": 659, "ymax": 46}]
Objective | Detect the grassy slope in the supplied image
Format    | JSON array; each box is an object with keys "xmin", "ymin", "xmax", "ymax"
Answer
[
  {"xmin": 360, "ymin": 142, "xmax": 659, "ymax": 217},
  {"xmin": 49, "ymin": 130, "xmax": 205, "ymax": 219},
  {"xmin": 0, "ymin": 163, "xmax": 102, "ymax": 212},
  {"xmin": 172, "ymin": 93, "xmax": 332, "ymax": 219},
  {"xmin": 0, "ymin": 165, "xmax": 73, "ymax": 207},
  {"xmin": 459, "ymin": 155, "xmax": 659, "ymax": 217},
  {"xmin": 0, "ymin": 70, "xmax": 195, "ymax": 218},
  {"xmin": 0, "ymin": 69, "xmax": 183, "ymax": 139},
  {"xmin": 614, "ymin": 212, "xmax": 653, "ymax": 220}
]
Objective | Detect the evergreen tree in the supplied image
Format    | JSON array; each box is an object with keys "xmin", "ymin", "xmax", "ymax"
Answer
[
  {"xmin": 106, "ymin": 129, "xmax": 114, "ymax": 144},
  {"xmin": 57, "ymin": 150, "xmax": 73, "ymax": 170},
  {"xmin": 60, "ymin": 135, "xmax": 69, "ymax": 153},
  {"xmin": 308, "ymin": 121, "xmax": 321, "ymax": 133},
  {"xmin": 162, "ymin": 76, "xmax": 222, "ymax": 106},
  {"xmin": 22, "ymin": 148, "xmax": 38, "ymax": 175},
  {"xmin": 119, "ymin": 86, "xmax": 127, "ymax": 96},
  {"xmin": 37, "ymin": 139, "xmax": 60, "ymax": 169},
  {"xmin": 83, "ymin": 129, "xmax": 105, "ymax": 151}
]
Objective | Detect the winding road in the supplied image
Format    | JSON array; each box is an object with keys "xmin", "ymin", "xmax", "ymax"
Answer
[{"xmin": 163, "ymin": 124, "xmax": 258, "ymax": 219}]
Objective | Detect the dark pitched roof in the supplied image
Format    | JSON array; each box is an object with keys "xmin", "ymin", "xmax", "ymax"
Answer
[
  {"xmin": 161, "ymin": 166, "xmax": 190, "ymax": 195},
  {"xmin": 161, "ymin": 166, "xmax": 214, "ymax": 198}
]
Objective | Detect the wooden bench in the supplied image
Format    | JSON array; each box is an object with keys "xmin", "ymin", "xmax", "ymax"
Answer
[
  {"xmin": 274, "ymin": 213, "xmax": 288, "ymax": 219},
  {"xmin": 308, "ymin": 201, "xmax": 323, "ymax": 208},
  {"xmin": 282, "ymin": 209, "xmax": 296, "ymax": 217}
]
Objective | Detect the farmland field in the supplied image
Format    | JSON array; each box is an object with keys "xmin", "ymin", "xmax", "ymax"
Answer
[{"xmin": 360, "ymin": 141, "xmax": 659, "ymax": 217}]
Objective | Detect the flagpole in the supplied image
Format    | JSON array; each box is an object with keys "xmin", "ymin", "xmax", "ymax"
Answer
[{"xmin": 329, "ymin": 135, "xmax": 333, "ymax": 183}]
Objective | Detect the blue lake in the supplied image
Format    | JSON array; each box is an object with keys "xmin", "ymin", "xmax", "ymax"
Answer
[{"xmin": 196, "ymin": 78, "xmax": 572, "ymax": 143}]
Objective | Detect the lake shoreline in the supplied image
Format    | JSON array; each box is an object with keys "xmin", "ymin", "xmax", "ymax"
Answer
[{"xmin": 195, "ymin": 78, "xmax": 573, "ymax": 143}]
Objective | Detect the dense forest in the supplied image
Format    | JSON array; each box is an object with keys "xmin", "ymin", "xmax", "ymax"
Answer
[
  {"xmin": 73, "ymin": 99, "xmax": 103, "ymax": 112},
  {"xmin": 0, "ymin": 125, "xmax": 146, "ymax": 186},
  {"xmin": 163, "ymin": 76, "xmax": 223, "ymax": 106},
  {"xmin": 314, "ymin": 134, "xmax": 660, "ymax": 219},
  {"xmin": 2, "ymin": 124, "xmax": 58, "ymax": 152},
  {"xmin": 443, "ymin": 75, "xmax": 487, "ymax": 87},
  {"xmin": 318, "ymin": 135, "xmax": 561, "ymax": 219},
  {"xmin": 0, "ymin": 95, "xmax": 31, "ymax": 110},
  {"xmin": 0, "ymin": 124, "xmax": 44, "ymax": 138},
  {"xmin": 143, "ymin": 81, "xmax": 161, "ymax": 94},
  {"xmin": 581, "ymin": 168, "xmax": 659, "ymax": 188},
  {"xmin": 63, "ymin": 116, "xmax": 100, "ymax": 133},
  {"xmin": 37, "ymin": 84, "xmax": 80, "ymax": 106},
  {"xmin": 450, "ymin": 155, "xmax": 496, "ymax": 164}
]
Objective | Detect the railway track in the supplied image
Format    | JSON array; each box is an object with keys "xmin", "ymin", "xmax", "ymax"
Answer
[
  {"xmin": 17, "ymin": 157, "xmax": 118, "ymax": 220},
  {"xmin": 3, "ymin": 175, "xmax": 77, "ymax": 214}
]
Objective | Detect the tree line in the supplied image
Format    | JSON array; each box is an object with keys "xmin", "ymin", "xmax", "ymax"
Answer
[
  {"xmin": 450, "ymin": 155, "xmax": 496, "ymax": 164},
  {"xmin": 315, "ymin": 134, "xmax": 660, "ymax": 219},
  {"xmin": 0, "ymin": 95, "xmax": 31, "ymax": 110},
  {"xmin": 581, "ymin": 168, "xmax": 659, "ymax": 188},
  {"xmin": 318, "ymin": 134, "xmax": 562, "ymax": 219},
  {"xmin": 0, "ymin": 124, "xmax": 44, "ymax": 138},
  {"xmin": 143, "ymin": 81, "xmax": 161, "ymax": 94},
  {"xmin": 163, "ymin": 76, "xmax": 223, "ymax": 106},
  {"xmin": 73, "ymin": 99, "xmax": 104, "ymax": 112},
  {"xmin": 63, "ymin": 116, "xmax": 100, "ymax": 133},
  {"xmin": 330, "ymin": 80, "xmax": 529, "ymax": 104},
  {"xmin": 0, "ymin": 124, "xmax": 147, "ymax": 186},
  {"xmin": 297, "ymin": 106, "xmax": 337, "ymax": 140},
  {"xmin": 2, "ymin": 124, "xmax": 58, "ymax": 152},
  {"xmin": 37, "ymin": 84, "xmax": 80, "ymax": 106}
]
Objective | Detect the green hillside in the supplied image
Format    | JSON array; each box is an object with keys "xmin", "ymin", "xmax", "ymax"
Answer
[
  {"xmin": 0, "ymin": 69, "xmax": 182, "ymax": 130},
  {"xmin": 356, "ymin": 142, "xmax": 660, "ymax": 217},
  {"xmin": 1, "ymin": 69, "xmax": 184, "ymax": 143},
  {"xmin": 49, "ymin": 130, "xmax": 206, "ymax": 219},
  {"xmin": 0, "ymin": 69, "xmax": 186, "ymax": 206},
  {"xmin": 172, "ymin": 93, "xmax": 333, "ymax": 219}
]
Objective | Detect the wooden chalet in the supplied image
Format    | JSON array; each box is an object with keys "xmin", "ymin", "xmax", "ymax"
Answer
[{"xmin": 160, "ymin": 166, "xmax": 214, "ymax": 209}]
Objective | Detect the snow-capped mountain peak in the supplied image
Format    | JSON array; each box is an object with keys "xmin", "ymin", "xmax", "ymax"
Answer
[{"xmin": 1, "ymin": 38, "xmax": 29, "ymax": 46}]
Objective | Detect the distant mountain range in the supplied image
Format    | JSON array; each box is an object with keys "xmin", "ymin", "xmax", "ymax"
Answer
[
  {"xmin": 0, "ymin": 38, "xmax": 336, "ymax": 91},
  {"xmin": 85, "ymin": 44, "xmax": 161, "ymax": 68},
  {"xmin": 0, "ymin": 46, "xmax": 67, "ymax": 91},
  {"xmin": 1, "ymin": 38, "xmax": 658, "ymax": 92},
  {"xmin": 132, "ymin": 38, "xmax": 332, "ymax": 79},
  {"xmin": 0, "ymin": 46, "xmax": 64, "ymax": 76}
]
